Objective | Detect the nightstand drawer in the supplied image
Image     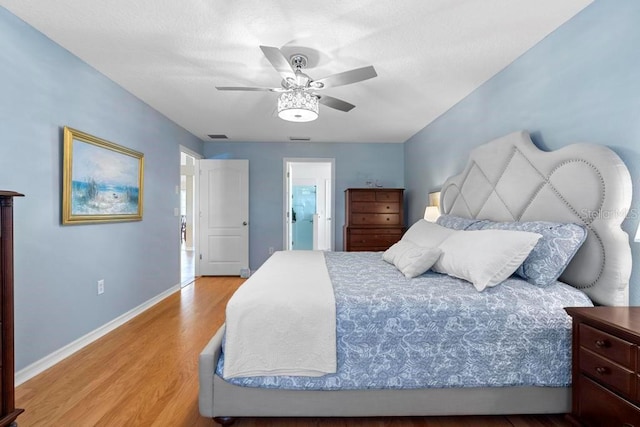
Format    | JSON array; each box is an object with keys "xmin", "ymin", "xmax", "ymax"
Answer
[
  {"xmin": 580, "ymin": 347, "xmax": 635, "ymax": 397},
  {"xmin": 578, "ymin": 375, "xmax": 640, "ymax": 427},
  {"xmin": 579, "ymin": 323, "xmax": 634, "ymax": 369}
]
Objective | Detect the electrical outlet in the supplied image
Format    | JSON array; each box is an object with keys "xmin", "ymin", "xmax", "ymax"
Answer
[
  {"xmin": 268, "ymin": 247, "xmax": 275, "ymax": 255},
  {"xmin": 97, "ymin": 279, "xmax": 105, "ymax": 295}
]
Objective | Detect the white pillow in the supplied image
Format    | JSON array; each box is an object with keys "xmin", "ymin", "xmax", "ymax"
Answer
[
  {"xmin": 395, "ymin": 245, "xmax": 442, "ymax": 278},
  {"xmin": 433, "ymin": 229, "xmax": 542, "ymax": 291},
  {"xmin": 402, "ymin": 219, "xmax": 455, "ymax": 247},
  {"xmin": 383, "ymin": 240, "xmax": 441, "ymax": 278},
  {"xmin": 382, "ymin": 240, "xmax": 414, "ymax": 264}
]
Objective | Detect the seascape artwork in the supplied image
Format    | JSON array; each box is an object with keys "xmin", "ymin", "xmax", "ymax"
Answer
[
  {"xmin": 62, "ymin": 126, "xmax": 143, "ymax": 224},
  {"xmin": 71, "ymin": 140, "xmax": 140, "ymax": 215}
]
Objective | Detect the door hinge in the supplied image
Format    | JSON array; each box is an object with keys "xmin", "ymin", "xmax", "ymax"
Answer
[{"xmin": 199, "ymin": 254, "xmax": 202, "ymax": 260}]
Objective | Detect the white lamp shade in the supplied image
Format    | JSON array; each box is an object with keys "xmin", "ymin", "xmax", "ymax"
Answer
[
  {"xmin": 424, "ymin": 206, "xmax": 441, "ymax": 222},
  {"xmin": 277, "ymin": 91, "xmax": 319, "ymax": 122},
  {"xmin": 428, "ymin": 191, "xmax": 441, "ymax": 208}
]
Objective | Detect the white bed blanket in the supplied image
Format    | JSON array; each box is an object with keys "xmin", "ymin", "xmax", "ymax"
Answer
[{"xmin": 223, "ymin": 250, "xmax": 337, "ymax": 378}]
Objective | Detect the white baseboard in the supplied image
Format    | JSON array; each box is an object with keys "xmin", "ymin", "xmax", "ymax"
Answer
[{"xmin": 15, "ymin": 284, "xmax": 181, "ymax": 386}]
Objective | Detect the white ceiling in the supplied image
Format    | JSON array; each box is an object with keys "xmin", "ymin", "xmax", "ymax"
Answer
[{"xmin": 1, "ymin": 0, "xmax": 592, "ymax": 143}]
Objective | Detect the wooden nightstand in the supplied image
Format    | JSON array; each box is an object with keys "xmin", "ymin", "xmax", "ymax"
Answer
[{"xmin": 565, "ymin": 307, "xmax": 640, "ymax": 426}]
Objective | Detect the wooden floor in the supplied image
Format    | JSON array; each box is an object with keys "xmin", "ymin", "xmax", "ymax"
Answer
[{"xmin": 16, "ymin": 277, "xmax": 572, "ymax": 427}]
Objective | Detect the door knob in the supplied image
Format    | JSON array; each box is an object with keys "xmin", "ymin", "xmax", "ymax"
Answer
[{"xmin": 243, "ymin": 221, "xmax": 248, "ymax": 226}]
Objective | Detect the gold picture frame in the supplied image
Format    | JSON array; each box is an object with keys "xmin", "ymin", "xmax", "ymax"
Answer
[{"xmin": 62, "ymin": 126, "xmax": 144, "ymax": 225}]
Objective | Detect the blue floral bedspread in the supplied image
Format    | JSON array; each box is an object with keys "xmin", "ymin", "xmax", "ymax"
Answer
[{"xmin": 216, "ymin": 251, "xmax": 592, "ymax": 390}]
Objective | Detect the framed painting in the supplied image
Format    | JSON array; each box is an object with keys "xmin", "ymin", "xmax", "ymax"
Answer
[{"xmin": 62, "ymin": 126, "xmax": 144, "ymax": 224}]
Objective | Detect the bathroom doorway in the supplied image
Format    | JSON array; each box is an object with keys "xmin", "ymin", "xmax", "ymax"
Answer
[{"xmin": 284, "ymin": 158, "xmax": 335, "ymax": 251}]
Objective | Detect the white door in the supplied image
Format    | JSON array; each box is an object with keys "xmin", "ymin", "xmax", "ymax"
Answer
[{"xmin": 199, "ymin": 159, "xmax": 249, "ymax": 276}]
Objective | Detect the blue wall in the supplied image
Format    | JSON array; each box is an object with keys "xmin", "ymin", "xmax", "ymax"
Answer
[
  {"xmin": 0, "ymin": 8, "xmax": 203, "ymax": 370},
  {"xmin": 203, "ymin": 142, "xmax": 404, "ymax": 269},
  {"xmin": 6, "ymin": 0, "xmax": 636, "ymax": 372},
  {"xmin": 404, "ymin": 0, "xmax": 640, "ymax": 304}
]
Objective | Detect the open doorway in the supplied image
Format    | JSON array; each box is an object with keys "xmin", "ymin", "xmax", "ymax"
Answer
[
  {"xmin": 284, "ymin": 158, "xmax": 335, "ymax": 251},
  {"xmin": 180, "ymin": 147, "xmax": 201, "ymax": 286}
]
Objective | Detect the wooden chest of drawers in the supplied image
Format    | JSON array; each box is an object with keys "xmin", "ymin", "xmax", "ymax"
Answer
[
  {"xmin": 565, "ymin": 307, "xmax": 640, "ymax": 426},
  {"xmin": 0, "ymin": 192, "xmax": 24, "ymax": 426},
  {"xmin": 343, "ymin": 188, "xmax": 404, "ymax": 251}
]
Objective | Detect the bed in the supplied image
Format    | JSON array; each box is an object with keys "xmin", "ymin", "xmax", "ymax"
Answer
[{"xmin": 199, "ymin": 130, "xmax": 632, "ymax": 424}]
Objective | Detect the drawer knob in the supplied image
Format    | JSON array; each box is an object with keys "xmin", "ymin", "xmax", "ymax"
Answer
[
  {"xmin": 595, "ymin": 366, "xmax": 609, "ymax": 375},
  {"xmin": 595, "ymin": 339, "xmax": 610, "ymax": 348}
]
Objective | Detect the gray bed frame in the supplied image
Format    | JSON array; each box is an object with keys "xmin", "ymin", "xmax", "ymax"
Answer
[{"xmin": 199, "ymin": 131, "xmax": 633, "ymax": 423}]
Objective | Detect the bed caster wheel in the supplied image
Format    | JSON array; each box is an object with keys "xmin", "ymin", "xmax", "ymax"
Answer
[{"xmin": 213, "ymin": 417, "xmax": 236, "ymax": 426}]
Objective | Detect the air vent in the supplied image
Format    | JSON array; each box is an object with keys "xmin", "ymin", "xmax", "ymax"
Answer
[
  {"xmin": 208, "ymin": 134, "xmax": 228, "ymax": 139},
  {"xmin": 289, "ymin": 136, "xmax": 311, "ymax": 141}
]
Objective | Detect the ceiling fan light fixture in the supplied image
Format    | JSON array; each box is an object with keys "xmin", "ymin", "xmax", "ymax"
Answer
[{"xmin": 277, "ymin": 90, "xmax": 319, "ymax": 122}]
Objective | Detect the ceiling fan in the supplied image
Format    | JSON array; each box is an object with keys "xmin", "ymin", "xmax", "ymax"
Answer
[{"xmin": 216, "ymin": 46, "xmax": 378, "ymax": 122}]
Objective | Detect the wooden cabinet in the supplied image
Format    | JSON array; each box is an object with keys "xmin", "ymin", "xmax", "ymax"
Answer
[
  {"xmin": 565, "ymin": 307, "xmax": 640, "ymax": 426},
  {"xmin": 0, "ymin": 191, "xmax": 24, "ymax": 426},
  {"xmin": 343, "ymin": 188, "xmax": 404, "ymax": 251}
]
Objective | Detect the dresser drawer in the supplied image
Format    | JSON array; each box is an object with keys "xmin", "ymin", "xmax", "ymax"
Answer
[
  {"xmin": 579, "ymin": 323, "xmax": 634, "ymax": 369},
  {"xmin": 351, "ymin": 202, "xmax": 400, "ymax": 214},
  {"xmin": 580, "ymin": 347, "xmax": 635, "ymax": 397},
  {"xmin": 348, "ymin": 233, "xmax": 401, "ymax": 249},
  {"xmin": 349, "ymin": 191, "xmax": 376, "ymax": 202},
  {"xmin": 347, "ymin": 228, "xmax": 402, "ymax": 251},
  {"xmin": 350, "ymin": 228, "xmax": 402, "ymax": 236},
  {"xmin": 375, "ymin": 191, "xmax": 401, "ymax": 202},
  {"xmin": 351, "ymin": 213, "xmax": 401, "ymax": 226},
  {"xmin": 578, "ymin": 375, "xmax": 640, "ymax": 427}
]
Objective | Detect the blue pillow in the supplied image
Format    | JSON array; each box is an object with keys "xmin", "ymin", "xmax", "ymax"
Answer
[
  {"xmin": 436, "ymin": 214, "xmax": 485, "ymax": 230},
  {"xmin": 437, "ymin": 215, "xmax": 587, "ymax": 287}
]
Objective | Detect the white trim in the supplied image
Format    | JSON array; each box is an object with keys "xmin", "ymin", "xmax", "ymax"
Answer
[
  {"xmin": 15, "ymin": 284, "xmax": 181, "ymax": 386},
  {"xmin": 180, "ymin": 145, "xmax": 202, "ymax": 278},
  {"xmin": 179, "ymin": 145, "xmax": 203, "ymax": 160}
]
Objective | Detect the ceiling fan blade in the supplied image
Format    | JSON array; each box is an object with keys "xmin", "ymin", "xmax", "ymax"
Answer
[
  {"xmin": 260, "ymin": 45, "xmax": 296, "ymax": 80},
  {"xmin": 313, "ymin": 65, "xmax": 377, "ymax": 89},
  {"xmin": 317, "ymin": 95, "xmax": 355, "ymax": 112},
  {"xmin": 216, "ymin": 86, "xmax": 277, "ymax": 92}
]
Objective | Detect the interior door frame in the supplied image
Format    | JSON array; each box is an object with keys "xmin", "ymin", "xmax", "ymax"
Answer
[
  {"xmin": 180, "ymin": 145, "xmax": 202, "ymax": 279},
  {"xmin": 283, "ymin": 158, "xmax": 335, "ymax": 251}
]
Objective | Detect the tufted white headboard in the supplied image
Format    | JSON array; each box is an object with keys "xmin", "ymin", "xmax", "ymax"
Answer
[{"xmin": 440, "ymin": 131, "xmax": 632, "ymax": 306}]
